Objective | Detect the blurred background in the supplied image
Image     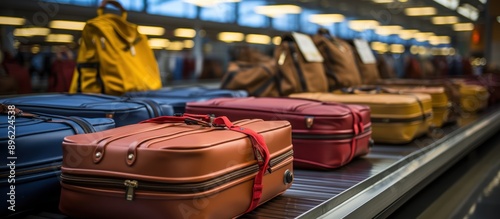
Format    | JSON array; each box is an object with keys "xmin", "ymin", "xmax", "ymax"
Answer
[{"xmin": 0, "ymin": 0, "xmax": 498, "ymax": 93}]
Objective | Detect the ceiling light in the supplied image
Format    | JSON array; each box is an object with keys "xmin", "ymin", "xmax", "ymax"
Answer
[
  {"xmin": 399, "ymin": 0, "xmax": 408, "ymax": 2},
  {"xmin": 245, "ymin": 34, "xmax": 271, "ymax": 44},
  {"xmin": 414, "ymin": 32, "xmax": 435, "ymax": 42},
  {"xmin": 0, "ymin": 16, "xmax": 25, "ymax": 25},
  {"xmin": 398, "ymin": 29, "xmax": 419, "ymax": 40},
  {"xmin": 432, "ymin": 16, "xmax": 459, "ymax": 25},
  {"xmin": 390, "ymin": 44, "xmax": 405, "ymax": 53},
  {"xmin": 174, "ymin": 28, "xmax": 196, "ymax": 38},
  {"xmin": 254, "ymin": 5, "xmax": 302, "ymax": 18},
  {"xmin": 371, "ymin": 41, "xmax": 388, "ymax": 53},
  {"xmin": 375, "ymin": 25, "xmax": 403, "ymax": 36},
  {"xmin": 14, "ymin": 27, "xmax": 50, "ymax": 37},
  {"xmin": 372, "ymin": 0, "xmax": 394, "ymax": 3},
  {"xmin": 418, "ymin": 46, "xmax": 428, "ymax": 55},
  {"xmin": 405, "ymin": 7, "xmax": 437, "ymax": 16},
  {"xmin": 218, "ymin": 32, "xmax": 244, "ymax": 42},
  {"xmin": 433, "ymin": 0, "xmax": 459, "ymax": 10},
  {"xmin": 308, "ymin": 14, "xmax": 345, "ymax": 25},
  {"xmin": 167, "ymin": 41, "xmax": 184, "ymax": 51},
  {"xmin": 457, "ymin": 4, "xmax": 479, "ymax": 21},
  {"xmin": 429, "ymin": 36, "xmax": 451, "ymax": 45},
  {"xmin": 410, "ymin": 45, "xmax": 419, "ymax": 54},
  {"xmin": 348, "ymin": 20, "xmax": 380, "ymax": 31},
  {"xmin": 183, "ymin": 0, "xmax": 240, "ymax": 7},
  {"xmin": 453, "ymin": 23, "xmax": 474, "ymax": 31},
  {"xmin": 46, "ymin": 34, "xmax": 74, "ymax": 43},
  {"xmin": 137, "ymin": 25, "xmax": 165, "ymax": 36},
  {"xmin": 49, "ymin": 20, "xmax": 85, "ymax": 30},
  {"xmin": 148, "ymin": 38, "xmax": 169, "ymax": 49},
  {"xmin": 183, "ymin": 40, "xmax": 194, "ymax": 48},
  {"xmin": 272, "ymin": 36, "xmax": 281, "ymax": 45}
]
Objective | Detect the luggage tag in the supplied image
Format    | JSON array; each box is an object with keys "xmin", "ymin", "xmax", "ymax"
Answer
[
  {"xmin": 291, "ymin": 32, "xmax": 324, "ymax": 62},
  {"xmin": 353, "ymin": 38, "xmax": 376, "ymax": 64}
]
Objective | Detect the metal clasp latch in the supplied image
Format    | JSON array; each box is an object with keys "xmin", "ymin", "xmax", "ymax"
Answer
[{"xmin": 305, "ymin": 116, "xmax": 314, "ymax": 129}]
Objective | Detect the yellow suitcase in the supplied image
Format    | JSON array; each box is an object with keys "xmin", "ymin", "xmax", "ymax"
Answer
[
  {"xmin": 382, "ymin": 86, "xmax": 450, "ymax": 128},
  {"xmin": 452, "ymin": 81, "xmax": 489, "ymax": 113},
  {"xmin": 290, "ymin": 92, "xmax": 433, "ymax": 144}
]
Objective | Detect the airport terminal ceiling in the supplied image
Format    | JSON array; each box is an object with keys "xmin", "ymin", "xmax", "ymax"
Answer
[{"xmin": 0, "ymin": 0, "xmax": 492, "ymax": 52}]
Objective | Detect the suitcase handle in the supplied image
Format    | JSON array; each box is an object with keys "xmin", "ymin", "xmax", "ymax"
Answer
[
  {"xmin": 142, "ymin": 113, "xmax": 270, "ymax": 213},
  {"xmin": 98, "ymin": 0, "xmax": 127, "ymax": 19}
]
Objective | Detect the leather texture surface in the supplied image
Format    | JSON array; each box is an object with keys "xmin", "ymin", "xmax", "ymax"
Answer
[
  {"xmin": 59, "ymin": 119, "xmax": 293, "ymax": 219},
  {"xmin": 186, "ymin": 97, "xmax": 372, "ymax": 169}
]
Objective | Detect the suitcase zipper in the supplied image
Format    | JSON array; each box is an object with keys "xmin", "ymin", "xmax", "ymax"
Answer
[
  {"xmin": 371, "ymin": 112, "xmax": 432, "ymax": 123},
  {"xmin": 0, "ymin": 164, "xmax": 61, "ymax": 178},
  {"xmin": 293, "ymin": 127, "xmax": 371, "ymax": 140},
  {"xmin": 60, "ymin": 150, "xmax": 293, "ymax": 201},
  {"xmin": 65, "ymin": 117, "xmax": 96, "ymax": 133}
]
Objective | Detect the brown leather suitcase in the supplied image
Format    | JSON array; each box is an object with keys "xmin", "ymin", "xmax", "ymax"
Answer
[
  {"xmin": 186, "ymin": 97, "xmax": 372, "ymax": 169},
  {"xmin": 59, "ymin": 114, "xmax": 294, "ymax": 219}
]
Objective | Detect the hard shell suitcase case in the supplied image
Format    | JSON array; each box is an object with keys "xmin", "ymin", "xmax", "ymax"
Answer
[
  {"xmin": 124, "ymin": 87, "xmax": 248, "ymax": 113},
  {"xmin": 451, "ymin": 80, "xmax": 489, "ymax": 113},
  {"xmin": 59, "ymin": 114, "xmax": 294, "ymax": 219},
  {"xmin": 0, "ymin": 94, "xmax": 173, "ymax": 127},
  {"xmin": 186, "ymin": 97, "xmax": 372, "ymax": 169},
  {"xmin": 0, "ymin": 105, "xmax": 115, "ymax": 217},
  {"xmin": 382, "ymin": 86, "xmax": 451, "ymax": 128},
  {"xmin": 290, "ymin": 92, "xmax": 433, "ymax": 144}
]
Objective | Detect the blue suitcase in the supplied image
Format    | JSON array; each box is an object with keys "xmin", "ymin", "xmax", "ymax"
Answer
[
  {"xmin": 0, "ymin": 107, "xmax": 115, "ymax": 217},
  {"xmin": 124, "ymin": 87, "xmax": 248, "ymax": 113},
  {"xmin": 0, "ymin": 94, "xmax": 174, "ymax": 127}
]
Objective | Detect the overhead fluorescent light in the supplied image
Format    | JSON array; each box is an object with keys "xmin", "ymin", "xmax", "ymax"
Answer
[
  {"xmin": 371, "ymin": 41, "xmax": 388, "ymax": 53},
  {"xmin": 414, "ymin": 32, "xmax": 435, "ymax": 42},
  {"xmin": 418, "ymin": 46, "xmax": 428, "ymax": 55},
  {"xmin": 174, "ymin": 28, "xmax": 196, "ymax": 38},
  {"xmin": 167, "ymin": 41, "xmax": 184, "ymax": 51},
  {"xmin": 308, "ymin": 14, "xmax": 345, "ymax": 25},
  {"xmin": 14, "ymin": 27, "xmax": 50, "ymax": 37},
  {"xmin": 49, "ymin": 20, "xmax": 85, "ymax": 30},
  {"xmin": 348, "ymin": 20, "xmax": 380, "ymax": 31},
  {"xmin": 405, "ymin": 7, "xmax": 437, "ymax": 16},
  {"xmin": 245, "ymin": 34, "xmax": 271, "ymax": 44},
  {"xmin": 410, "ymin": 45, "xmax": 419, "ymax": 54},
  {"xmin": 148, "ymin": 38, "xmax": 169, "ymax": 49},
  {"xmin": 272, "ymin": 36, "xmax": 281, "ymax": 45},
  {"xmin": 429, "ymin": 36, "xmax": 450, "ymax": 45},
  {"xmin": 398, "ymin": 29, "xmax": 419, "ymax": 40},
  {"xmin": 0, "ymin": 16, "xmax": 25, "ymax": 26},
  {"xmin": 254, "ymin": 5, "xmax": 301, "ymax": 18},
  {"xmin": 375, "ymin": 25, "xmax": 403, "ymax": 36},
  {"xmin": 46, "ymin": 34, "xmax": 74, "ymax": 43},
  {"xmin": 183, "ymin": 0, "xmax": 240, "ymax": 7},
  {"xmin": 432, "ymin": 16, "xmax": 459, "ymax": 25},
  {"xmin": 390, "ymin": 44, "xmax": 405, "ymax": 53},
  {"xmin": 372, "ymin": 0, "xmax": 394, "ymax": 3},
  {"xmin": 399, "ymin": 0, "xmax": 408, "ymax": 2},
  {"xmin": 457, "ymin": 4, "xmax": 479, "ymax": 21},
  {"xmin": 433, "ymin": 0, "xmax": 459, "ymax": 10},
  {"xmin": 137, "ymin": 25, "xmax": 165, "ymax": 36},
  {"xmin": 183, "ymin": 40, "xmax": 194, "ymax": 48},
  {"xmin": 218, "ymin": 32, "xmax": 244, "ymax": 42},
  {"xmin": 453, "ymin": 23, "xmax": 474, "ymax": 31}
]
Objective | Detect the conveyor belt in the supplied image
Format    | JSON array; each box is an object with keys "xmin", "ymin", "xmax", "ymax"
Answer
[
  {"xmin": 241, "ymin": 106, "xmax": 500, "ymax": 219},
  {"xmin": 11, "ymin": 105, "xmax": 500, "ymax": 219}
]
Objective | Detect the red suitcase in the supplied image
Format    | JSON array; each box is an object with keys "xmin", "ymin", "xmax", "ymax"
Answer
[
  {"xmin": 59, "ymin": 114, "xmax": 294, "ymax": 219},
  {"xmin": 186, "ymin": 97, "xmax": 372, "ymax": 169}
]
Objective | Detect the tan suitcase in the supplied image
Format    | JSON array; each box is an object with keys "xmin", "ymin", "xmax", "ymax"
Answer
[
  {"xmin": 290, "ymin": 92, "xmax": 433, "ymax": 144},
  {"xmin": 59, "ymin": 114, "xmax": 294, "ymax": 219}
]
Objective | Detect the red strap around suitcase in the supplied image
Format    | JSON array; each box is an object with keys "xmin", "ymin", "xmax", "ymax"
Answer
[{"xmin": 141, "ymin": 114, "xmax": 271, "ymax": 213}]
